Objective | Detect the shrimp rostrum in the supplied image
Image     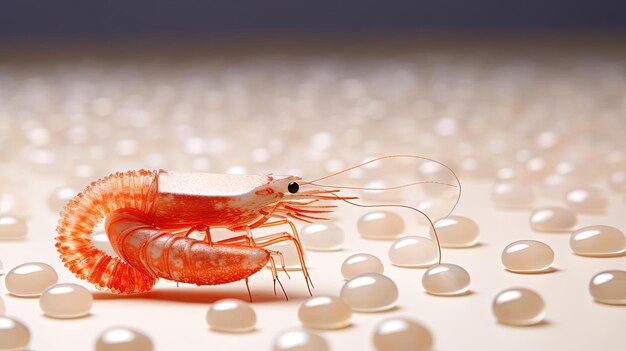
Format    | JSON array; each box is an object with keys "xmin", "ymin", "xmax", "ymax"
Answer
[{"xmin": 55, "ymin": 155, "xmax": 460, "ymax": 297}]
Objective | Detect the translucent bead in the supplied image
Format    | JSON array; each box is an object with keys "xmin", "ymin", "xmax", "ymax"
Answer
[
  {"xmin": 501, "ymin": 240, "xmax": 554, "ymax": 273},
  {"xmin": 492, "ymin": 288, "xmax": 545, "ymax": 326},
  {"xmin": 357, "ymin": 211, "xmax": 405, "ymax": 240},
  {"xmin": 415, "ymin": 199, "xmax": 450, "ymax": 226},
  {"xmin": 422, "ymin": 264, "xmax": 470, "ymax": 296},
  {"xmin": 0, "ymin": 216, "xmax": 27, "ymax": 240},
  {"xmin": 539, "ymin": 173, "xmax": 578, "ymax": 199},
  {"xmin": 495, "ymin": 166, "xmax": 524, "ymax": 181},
  {"xmin": 525, "ymin": 157, "xmax": 550, "ymax": 180},
  {"xmin": 529, "ymin": 206, "xmax": 577, "ymax": 232},
  {"xmin": 5, "ymin": 262, "xmax": 58, "ymax": 297},
  {"xmin": 48, "ymin": 186, "xmax": 79, "ymax": 213},
  {"xmin": 273, "ymin": 328, "xmax": 329, "ymax": 351},
  {"xmin": 361, "ymin": 180, "xmax": 404, "ymax": 202},
  {"xmin": 589, "ymin": 270, "xmax": 626, "ymax": 305},
  {"xmin": 341, "ymin": 253, "xmax": 384, "ymax": 279},
  {"xmin": 300, "ymin": 222, "xmax": 345, "ymax": 251},
  {"xmin": 66, "ymin": 164, "xmax": 98, "ymax": 188},
  {"xmin": 608, "ymin": 170, "xmax": 626, "ymax": 193},
  {"xmin": 92, "ymin": 231, "xmax": 118, "ymax": 257},
  {"xmin": 0, "ymin": 192, "xmax": 28, "ymax": 217},
  {"xmin": 491, "ymin": 180, "xmax": 533, "ymax": 208},
  {"xmin": 0, "ymin": 316, "xmax": 30, "ymax": 351},
  {"xmin": 265, "ymin": 241, "xmax": 306, "ymax": 270},
  {"xmin": 340, "ymin": 273, "xmax": 399, "ymax": 312},
  {"xmin": 373, "ymin": 317, "xmax": 433, "ymax": 351},
  {"xmin": 39, "ymin": 283, "xmax": 93, "ymax": 319},
  {"xmin": 430, "ymin": 216, "xmax": 479, "ymax": 248},
  {"xmin": 95, "ymin": 327, "xmax": 154, "ymax": 351},
  {"xmin": 388, "ymin": 236, "xmax": 438, "ymax": 268},
  {"xmin": 570, "ymin": 225, "xmax": 625, "ymax": 257},
  {"xmin": 298, "ymin": 296, "xmax": 352, "ymax": 329},
  {"xmin": 206, "ymin": 299, "xmax": 256, "ymax": 333},
  {"xmin": 565, "ymin": 187, "xmax": 607, "ymax": 212}
]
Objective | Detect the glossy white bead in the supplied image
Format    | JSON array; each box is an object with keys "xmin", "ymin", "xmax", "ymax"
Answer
[
  {"xmin": 341, "ymin": 253, "xmax": 384, "ymax": 279},
  {"xmin": 5, "ymin": 262, "xmax": 58, "ymax": 297},
  {"xmin": 388, "ymin": 236, "xmax": 438, "ymax": 267},
  {"xmin": 501, "ymin": 240, "xmax": 554, "ymax": 273},
  {"xmin": 373, "ymin": 317, "xmax": 433, "ymax": 351},
  {"xmin": 431, "ymin": 216, "xmax": 480, "ymax": 248},
  {"xmin": 265, "ymin": 241, "xmax": 306, "ymax": 270},
  {"xmin": 492, "ymin": 288, "xmax": 545, "ymax": 326},
  {"xmin": 298, "ymin": 296, "xmax": 352, "ymax": 329},
  {"xmin": 491, "ymin": 180, "xmax": 534, "ymax": 208},
  {"xmin": 0, "ymin": 316, "xmax": 30, "ymax": 351},
  {"xmin": 0, "ymin": 192, "xmax": 28, "ymax": 216},
  {"xmin": 608, "ymin": 170, "xmax": 626, "ymax": 192},
  {"xmin": 357, "ymin": 211, "xmax": 405, "ymax": 240},
  {"xmin": 0, "ymin": 296, "xmax": 4, "ymax": 315},
  {"xmin": 273, "ymin": 328, "xmax": 329, "ymax": 351},
  {"xmin": 570, "ymin": 225, "xmax": 625, "ymax": 257},
  {"xmin": 529, "ymin": 206, "xmax": 577, "ymax": 232},
  {"xmin": 0, "ymin": 216, "xmax": 27, "ymax": 240},
  {"xmin": 341, "ymin": 273, "xmax": 399, "ymax": 312},
  {"xmin": 422, "ymin": 264, "xmax": 471, "ymax": 296},
  {"xmin": 39, "ymin": 283, "xmax": 93, "ymax": 318},
  {"xmin": 415, "ymin": 199, "xmax": 450, "ymax": 226},
  {"xmin": 95, "ymin": 327, "xmax": 154, "ymax": 351},
  {"xmin": 206, "ymin": 299, "xmax": 256, "ymax": 333},
  {"xmin": 538, "ymin": 173, "xmax": 578, "ymax": 199},
  {"xmin": 300, "ymin": 222, "xmax": 345, "ymax": 251},
  {"xmin": 565, "ymin": 187, "xmax": 607, "ymax": 212},
  {"xmin": 48, "ymin": 186, "xmax": 79, "ymax": 213},
  {"xmin": 589, "ymin": 270, "xmax": 626, "ymax": 305},
  {"xmin": 361, "ymin": 180, "xmax": 405, "ymax": 202}
]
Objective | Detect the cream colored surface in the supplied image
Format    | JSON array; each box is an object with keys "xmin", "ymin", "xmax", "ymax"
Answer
[
  {"xmin": 0, "ymin": 174, "xmax": 624, "ymax": 350},
  {"xmin": 0, "ymin": 40, "xmax": 625, "ymax": 351}
]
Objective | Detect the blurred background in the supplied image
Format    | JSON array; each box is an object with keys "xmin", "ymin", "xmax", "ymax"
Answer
[
  {"xmin": 1, "ymin": 0, "xmax": 625, "ymax": 176},
  {"xmin": 1, "ymin": 2, "xmax": 626, "ymax": 351}
]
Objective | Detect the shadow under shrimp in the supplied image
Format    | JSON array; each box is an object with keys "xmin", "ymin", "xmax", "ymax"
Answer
[{"xmin": 92, "ymin": 286, "xmax": 312, "ymax": 304}]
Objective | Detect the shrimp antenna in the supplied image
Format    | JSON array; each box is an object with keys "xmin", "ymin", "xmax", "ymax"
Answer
[
  {"xmin": 306, "ymin": 180, "xmax": 457, "ymax": 191},
  {"xmin": 305, "ymin": 155, "xmax": 463, "ymax": 264},
  {"xmin": 306, "ymin": 154, "xmax": 462, "ymax": 221},
  {"xmin": 330, "ymin": 193, "xmax": 444, "ymax": 264}
]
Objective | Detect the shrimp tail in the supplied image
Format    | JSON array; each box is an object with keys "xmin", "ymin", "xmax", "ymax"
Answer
[{"xmin": 55, "ymin": 170, "xmax": 160, "ymax": 295}]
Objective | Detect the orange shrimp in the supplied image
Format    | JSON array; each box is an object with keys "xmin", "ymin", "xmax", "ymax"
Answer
[{"xmin": 55, "ymin": 155, "xmax": 460, "ymax": 298}]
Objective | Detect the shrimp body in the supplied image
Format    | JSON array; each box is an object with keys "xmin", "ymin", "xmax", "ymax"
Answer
[
  {"xmin": 105, "ymin": 209, "xmax": 270, "ymax": 286},
  {"xmin": 56, "ymin": 170, "xmax": 338, "ymax": 295},
  {"xmin": 56, "ymin": 155, "xmax": 459, "ymax": 296}
]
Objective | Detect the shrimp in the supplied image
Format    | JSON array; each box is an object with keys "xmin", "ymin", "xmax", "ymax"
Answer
[{"xmin": 55, "ymin": 155, "xmax": 460, "ymax": 298}]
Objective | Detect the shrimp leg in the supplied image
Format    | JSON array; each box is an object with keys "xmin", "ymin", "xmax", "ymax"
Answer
[
  {"xmin": 184, "ymin": 225, "xmax": 213, "ymax": 244},
  {"xmin": 255, "ymin": 220, "xmax": 313, "ymax": 289},
  {"xmin": 215, "ymin": 228, "xmax": 313, "ymax": 295}
]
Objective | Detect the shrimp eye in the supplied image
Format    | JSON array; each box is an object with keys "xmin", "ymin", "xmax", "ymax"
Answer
[{"xmin": 288, "ymin": 182, "xmax": 299, "ymax": 194}]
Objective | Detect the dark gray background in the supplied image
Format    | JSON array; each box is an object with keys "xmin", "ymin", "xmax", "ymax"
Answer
[{"xmin": 1, "ymin": 0, "xmax": 625, "ymax": 40}]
